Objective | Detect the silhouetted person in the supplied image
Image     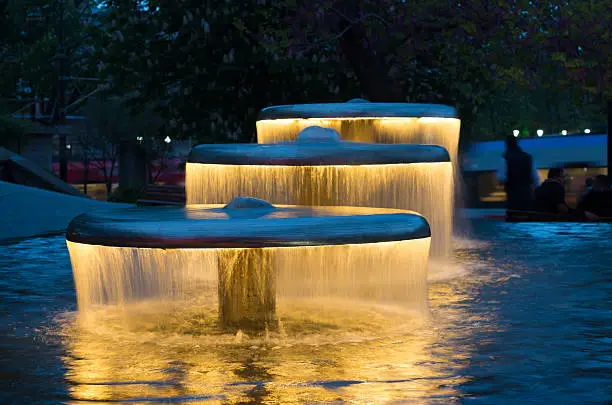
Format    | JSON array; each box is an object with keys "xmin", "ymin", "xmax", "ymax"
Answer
[
  {"xmin": 578, "ymin": 177, "xmax": 594, "ymax": 205},
  {"xmin": 496, "ymin": 136, "xmax": 539, "ymax": 210},
  {"xmin": 577, "ymin": 175, "xmax": 612, "ymax": 219},
  {"xmin": 535, "ymin": 168, "xmax": 570, "ymax": 214}
]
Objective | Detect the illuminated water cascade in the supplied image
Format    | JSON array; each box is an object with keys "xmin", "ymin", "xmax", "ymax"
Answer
[
  {"xmin": 186, "ymin": 136, "xmax": 453, "ymax": 257},
  {"xmin": 66, "ymin": 201, "xmax": 432, "ymax": 330},
  {"xmin": 256, "ymin": 102, "xmax": 461, "ymax": 166}
]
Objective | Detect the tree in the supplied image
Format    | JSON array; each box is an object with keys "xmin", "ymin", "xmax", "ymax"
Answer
[{"xmin": 92, "ymin": 0, "xmax": 609, "ymax": 146}]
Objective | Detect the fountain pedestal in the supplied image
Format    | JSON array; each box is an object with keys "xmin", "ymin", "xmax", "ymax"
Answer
[{"xmin": 218, "ymin": 249, "xmax": 276, "ymax": 329}]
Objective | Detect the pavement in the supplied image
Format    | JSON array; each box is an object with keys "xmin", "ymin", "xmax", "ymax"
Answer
[{"xmin": 0, "ymin": 181, "xmax": 132, "ymax": 243}]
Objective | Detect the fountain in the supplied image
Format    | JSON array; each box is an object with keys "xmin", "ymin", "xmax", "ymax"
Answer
[
  {"xmin": 256, "ymin": 101, "xmax": 461, "ymax": 166},
  {"xmin": 186, "ymin": 131, "xmax": 453, "ymax": 257},
  {"xmin": 66, "ymin": 198, "xmax": 432, "ymax": 330}
]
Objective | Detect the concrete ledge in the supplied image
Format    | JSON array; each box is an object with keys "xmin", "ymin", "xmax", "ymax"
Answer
[{"xmin": 0, "ymin": 181, "xmax": 132, "ymax": 242}]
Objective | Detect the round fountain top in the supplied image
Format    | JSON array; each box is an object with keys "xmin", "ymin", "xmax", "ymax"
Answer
[
  {"xmin": 257, "ymin": 102, "xmax": 457, "ymax": 120},
  {"xmin": 296, "ymin": 126, "xmax": 342, "ymax": 143},
  {"xmin": 223, "ymin": 196, "xmax": 275, "ymax": 210},
  {"xmin": 188, "ymin": 142, "xmax": 449, "ymax": 166},
  {"xmin": 66, "ymin": 203, "xmax": 430, "ymax": 249}
]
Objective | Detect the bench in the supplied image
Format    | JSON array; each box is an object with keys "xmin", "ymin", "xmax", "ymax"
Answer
[{"xmin": 137, "ymin": 184, "xmax": 186, "ymax": 206}]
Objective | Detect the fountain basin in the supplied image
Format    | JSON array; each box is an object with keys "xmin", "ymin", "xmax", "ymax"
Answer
[
  {"xmin": 258, "ymin": 102, "xmax": 457, "ymax": 119},
  {"xmin": 187, "ymin": 142, "xmax": 449, "ymax": 167},
  {"xmin": 66, "ymin": 203, "xmax": 432, "ymax": 329},
  {"xmin": 66, "ymin": 204, "xmax": 431, "ymax": 248},
  {"xmin": 186, "ymin": 141, "xmax": 452, "ymax": 257}
]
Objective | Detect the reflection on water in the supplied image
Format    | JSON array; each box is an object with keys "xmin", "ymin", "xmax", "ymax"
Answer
[
  {"xmin": 56, "ymin": 290, "xmax": 475, "ymax": 404},
  {"xmin": 2, "ymin": 221, "xmax": 611, "ymax": 403}
]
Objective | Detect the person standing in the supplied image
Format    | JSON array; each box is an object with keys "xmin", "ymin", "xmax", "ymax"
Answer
[{"xmin": 496, "ymin": 136, "xmax": 540, "ymax": 210}]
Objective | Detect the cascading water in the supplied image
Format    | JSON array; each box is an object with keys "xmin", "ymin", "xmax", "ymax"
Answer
[
  {"xmin": 186, "ymin": 138, "xmax": 452, "ymax": 257},
  {"xmin": 66, "ymin": 201, "xmax": 432, "ymax": 330},
  {"xmin": 256, "ymin": 102, "xmax": 466, "ymax": 238},
  {"xmin": 256, "ymin": 103, "xmax": 460, "ymax": 166}
]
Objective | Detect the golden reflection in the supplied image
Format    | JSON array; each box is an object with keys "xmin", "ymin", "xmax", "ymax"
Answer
[
  {"xmin": 59, "ymin": 271, "xmax": 475, "ymax": 404},
  {"xmin": 186, "ymin": 162, "xmax": 453, "ymax": 257}
]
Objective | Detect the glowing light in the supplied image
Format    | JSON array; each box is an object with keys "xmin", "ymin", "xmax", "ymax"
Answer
[
  {"xmin": 164, "ymin": 136, "xmax": 172, "ymax": 143},
  {"xmin": 584, "ymin": 128, "xmax": 591, "ymax": 134},
  {"xmin": 513, "ymin": 129, "xmax": 519, "ymax": 137},
  {"xmin": 66, "ymin": 144, "xmax": 71, "ymax": 150},
  {"xmin": 537, "ymin": 129, "xmax": 544, "ymax": 137},
  {"xmin": 67, "ymin": 236, "xmax": 431, "ymax": 315},
  {"xmin": 136, "ymin": 136, "xmax": 144, "ymax": 142},
  {"xmin": 561, "ymin": 130, "xmax": 567, "ymax": 135},
  {"xmin": 256, "ymin": 117, "xmax": 461, "ymax": 166},
  {"xmin": 186, "ymin": 162, "xmax": 453, "ymax": 258}
]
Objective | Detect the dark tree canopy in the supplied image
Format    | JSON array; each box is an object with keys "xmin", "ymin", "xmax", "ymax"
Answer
[{"xmin": 1, "ymin": 0, "xmax": 609, "ymax": 144}]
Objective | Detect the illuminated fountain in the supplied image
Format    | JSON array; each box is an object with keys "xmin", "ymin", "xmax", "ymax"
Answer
[
  {"xmin": 186, "ymin": 131, "xmax": 453, "ymax": 257},
  {"xmin": 256, "ymin": 101, "xmax": 461, "ymax": 166},
  {"xmin": 66, "ymin": 198, "xmax": 432, "ymax": 330}
]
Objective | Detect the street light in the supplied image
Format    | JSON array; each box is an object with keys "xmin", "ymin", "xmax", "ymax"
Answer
[
  {"xmin": 561, "ymin": 130, "xmax": 567, "ymax": 135},
  {"xmin": 537, "ymin": 129, "xmax": 544, "ymax": 137},
  {"xmin": 164, "ymin": 136, "xmax": 171, "ymax": 144},
  {"xmin": 513, "ymin": 129, "xmax": 519, "ymax": 137},
  {"xmin": 584, "ymin": 128, "xmax": 591, "ymax": 134}
]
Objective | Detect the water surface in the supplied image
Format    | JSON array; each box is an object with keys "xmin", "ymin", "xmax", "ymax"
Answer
[{"xmin": 1, "ymin": 221, "xmax": 610, "ymax": 404}]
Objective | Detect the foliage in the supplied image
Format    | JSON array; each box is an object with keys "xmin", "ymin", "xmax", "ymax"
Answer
[
  {"xmin": 2, "ymin": 0, "xmax": 609, "ymax": 146},
  {"xmin": 94, "ymin": 0, "xmax": 356, "ymax": 143},
  {"xmin": 78, "ymin": 94, "xmax": 162, "ymax": 195},
  {"xmin": 0, "ymin": 114, "xmax": 30, "ymax": 147}
]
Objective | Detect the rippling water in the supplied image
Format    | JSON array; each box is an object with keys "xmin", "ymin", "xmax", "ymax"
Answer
[{"xmin": 1, "ymin": 221, "xmax": 610, "ymax": 404}]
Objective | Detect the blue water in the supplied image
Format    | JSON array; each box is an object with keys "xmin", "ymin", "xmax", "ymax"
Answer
[{"xmin": 0, "ymin": 220, "xmax": 610, "ymax": 404}]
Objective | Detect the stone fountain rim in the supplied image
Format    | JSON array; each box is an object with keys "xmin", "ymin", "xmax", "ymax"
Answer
[
  {"xmin": 257, "ymin": 102, "xmax": 458, "ymax": 120},
  {"xmin": 65, "ymin": 205, "xmax": 431, "ymax": 249},
  {"xmin": 187, "ymin": 143, "xmax": 450, "ymax": 165}
]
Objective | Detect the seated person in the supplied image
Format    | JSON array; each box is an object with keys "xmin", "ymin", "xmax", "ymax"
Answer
[
  {"xmin": 578, "ymin": 177, "xmax": 593, "ymax": 205},
  {"xmin": 577, "ymin": 175, "xmax": 612, "ymax": 219},
  {"xmin": 535, "ymin": 168, "xmax": 570, "ymax": 213}
]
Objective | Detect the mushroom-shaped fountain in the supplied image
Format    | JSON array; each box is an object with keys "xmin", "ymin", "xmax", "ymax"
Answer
[
  {"xmin": 186, "ymin": 129, "xmax": 452, "ymax": 257},
  {"xmin": 66, "ymin": 198, "xmax": 432, "ymax": 330},
  {"xmin": 256, "ymin": 101, "xmax": 461, "ymax": 166}
]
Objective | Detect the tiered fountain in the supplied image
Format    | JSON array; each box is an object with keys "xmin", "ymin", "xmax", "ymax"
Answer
[
  {"xmin": 67, "ymin": 198, "xmax": 431, "ymax": 329},
  {"xmin": 256, "ymin": 100, "xmax": 460, "ymax": 166},
  {"xmin": 186, "ymin": 129, "xmax": 452, "ymax": 257},
  {"xmin": 66, "ymin": 101, "xmax": 461, "ymax": 332}
]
